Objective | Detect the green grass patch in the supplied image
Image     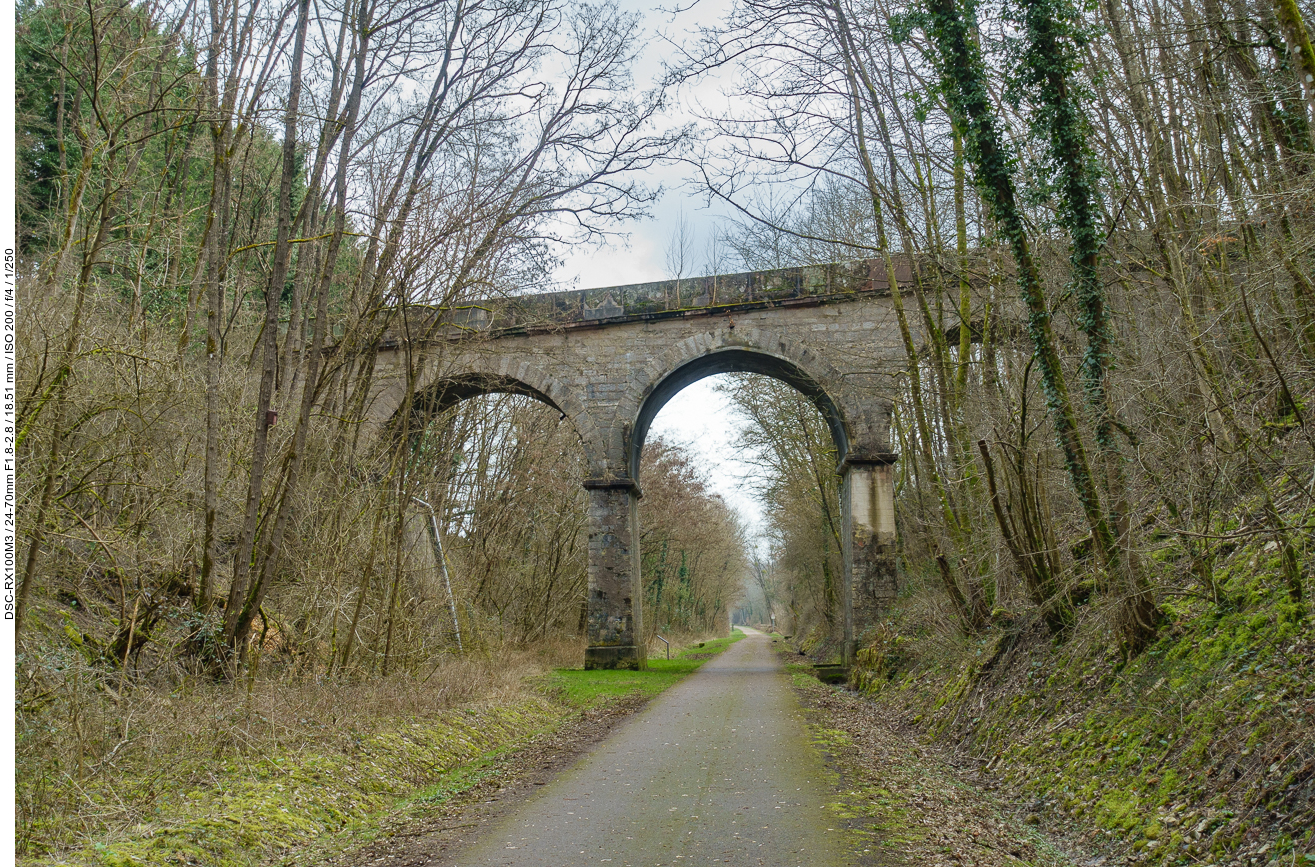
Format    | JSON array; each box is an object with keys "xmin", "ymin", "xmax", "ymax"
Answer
[
  {"xmin": 541, "ymin": 629, "xmax": 744, "ymax": 707},
  {"xmin": 544, "ymin": 666, "xmax": 689, "ymax": 705},
  {"xmin": 782, "ymin": 661, "xmax": 822, "ymax": 689}
]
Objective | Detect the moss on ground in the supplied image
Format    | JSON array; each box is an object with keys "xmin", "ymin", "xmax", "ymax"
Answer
[
  {"xmin": 852, "ymin": 535, "xmax": 1315, "ymax": 866},
  {"xmin": 786, "ymin": 657, "xmax": 1077, "ymax": 867},
  {"xmin": 33, "ymin": 701, "xmax": 566, "ymax": 867}
]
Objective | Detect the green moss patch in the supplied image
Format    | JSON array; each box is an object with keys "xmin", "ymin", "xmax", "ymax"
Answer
[
  {"xmin": 792, "ymin": 674, "xmax": 1075, "ymax": 866},
  {"xmin": 852, "ymin": 535, "xmax": 1315, "ymax": 866},
  {"xmin": 31, "ymin": 701, "xmax": 565, "ymax": 867}
]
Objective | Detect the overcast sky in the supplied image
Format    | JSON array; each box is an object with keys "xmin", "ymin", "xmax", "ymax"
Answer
[{"xmin": 551, "ymin": 0, "xmax": 737, "ymax": 291}]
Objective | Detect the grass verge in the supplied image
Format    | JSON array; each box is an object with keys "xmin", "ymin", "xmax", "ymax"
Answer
[{"xmin": 541, "ymin": 629, "xmax": 744, "ymax": 706}]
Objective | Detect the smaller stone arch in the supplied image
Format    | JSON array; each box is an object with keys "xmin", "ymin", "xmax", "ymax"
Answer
[
  {"xmin": 377, "ymin": 350, "xmax": 603, "ymax": 469},
  {"xmin": 409, "ymin": 371, "xmax": 560, "ymax": 418}
]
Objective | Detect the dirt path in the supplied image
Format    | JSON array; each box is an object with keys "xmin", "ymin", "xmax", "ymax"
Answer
[{"xmin": 788, "ymin": 661, "xmax": 1090, "ymax": 867}]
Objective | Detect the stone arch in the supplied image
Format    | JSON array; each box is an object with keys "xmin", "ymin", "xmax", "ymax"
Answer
[
  {"xmin": 626, "ymin": 326, "xmax": 860, "ymax": 480},
  {"xmin": 392, "ymin": 352, "xmax": 603, "ymax": 469}
]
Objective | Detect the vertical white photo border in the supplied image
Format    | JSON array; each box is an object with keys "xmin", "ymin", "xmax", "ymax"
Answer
[{"xmin": 3, "ymin": 0, "xmax": 19, "ymax": 854}]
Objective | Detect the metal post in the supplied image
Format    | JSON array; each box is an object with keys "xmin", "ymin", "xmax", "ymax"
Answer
[{"xmin": 412, "ymin": 497, "xmax": 463, "ymax": 653}]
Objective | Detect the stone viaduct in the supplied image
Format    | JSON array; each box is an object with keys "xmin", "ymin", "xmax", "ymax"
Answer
[{"xmin": 363, "ymin": 259, "xmax": 921, "ymax": 669}]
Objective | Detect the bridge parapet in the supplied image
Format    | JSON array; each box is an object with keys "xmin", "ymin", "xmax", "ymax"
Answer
[{"xmin": 414, "ymin": 257, "xmax": 916, "ymax": 337}]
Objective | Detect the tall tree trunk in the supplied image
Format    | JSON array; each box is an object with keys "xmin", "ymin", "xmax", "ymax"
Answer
[
  {"xmin": 227, "ymin": 0, "xmax": 369, "ymax": 653},
  {"xmin": 221, "ymin": 0, "xmax": 313, "ymax": 660},
  {"xmin": 1019, "ymin": 0, "xmax": 1160, "ymax": 650},
  {"xmin": 922, "ymin": 0, "xmax": 1136, "ymax": 644}
]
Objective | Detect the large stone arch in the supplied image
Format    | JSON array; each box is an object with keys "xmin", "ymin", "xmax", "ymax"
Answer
[
  {"xmin": 624, "ymin": 326, "xmax": 863, "ymax": 481},
  {"xmin": 571, "ymin": 325, "xmax": 899, "ymax": 671}
]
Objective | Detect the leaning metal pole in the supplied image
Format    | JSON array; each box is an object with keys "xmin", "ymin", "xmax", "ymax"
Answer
[{"xmin": 411, "ymin": 497, "xmax": 463, "ymax": 653}]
